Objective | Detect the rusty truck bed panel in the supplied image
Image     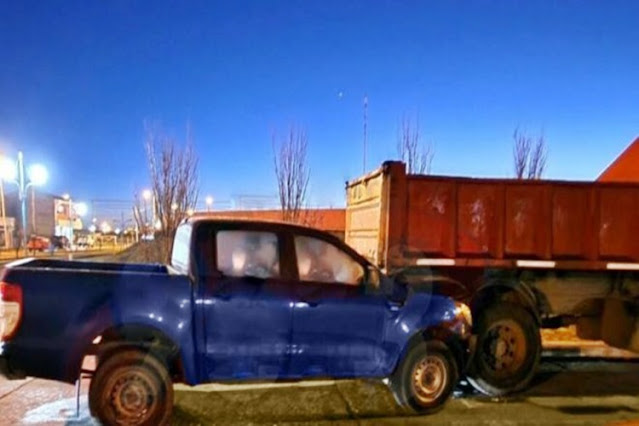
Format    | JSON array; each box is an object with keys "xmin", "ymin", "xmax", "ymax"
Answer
[{"xmin": 346, "ymin": 161, "xmax": 639, "ymax": 269}]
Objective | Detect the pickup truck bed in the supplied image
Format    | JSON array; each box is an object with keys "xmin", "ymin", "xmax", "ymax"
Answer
[{"xmin": 0, "ymin": 258, "xmax": 196, "ymax": 384}]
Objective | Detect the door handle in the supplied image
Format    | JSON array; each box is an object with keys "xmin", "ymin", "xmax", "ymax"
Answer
[{"xmin": 386, "ymin": 300, "xmax": 403, "ymax": 310}]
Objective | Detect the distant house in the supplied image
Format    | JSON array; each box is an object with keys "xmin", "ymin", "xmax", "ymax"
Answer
[
  {"xmin": 598, "ymin": 137, "xmax": 639, "ymax": 182},
  {"xmin": 4, "ymin": 189, "xmax": 56, "ymax": 239},
  {"xmin": 199, "ymin": 208, "xmax": 346, "ymax": 239}
]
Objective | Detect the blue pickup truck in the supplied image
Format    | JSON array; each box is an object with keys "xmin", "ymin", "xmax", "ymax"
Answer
[{"xmin": 0, "ymin": 218, "xmax": 471, "ymax": 425}]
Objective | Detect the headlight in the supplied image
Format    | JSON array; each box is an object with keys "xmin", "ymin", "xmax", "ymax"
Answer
[{"xmin": 454, "ymin": 302, "xmax": 472, "ymax": 327}]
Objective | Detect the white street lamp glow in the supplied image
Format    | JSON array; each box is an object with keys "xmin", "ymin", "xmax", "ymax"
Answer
[
  {"xmin": 62, "ymin": 193, "xmax": 70, "ymax": 200},
  {"xmin": 74, "ymin": 202, "xmax": 88, "ymax": 217},
  {"xmin": 187, "ymin": 208, "xmax": 194, "ymax": 216},
  {"xmin": 28, "ymin": 164, "xmax": 48, "ymax": 186},
  {"xmin": 205, "ymin": 196, "xmax": 214, "ymax": 206},
  {"xmin": 142, "ymin": 189, "xmax": 152, "ymax": 201},
  {"xmin": 0, "ymin": 158, "xmax": 17, "ymax": 182},
  {"xmin": 89, "ymin": 225, "xmax": 97, "ymax": 233},
  {"xmin": 171, "ymin": 202, "xmax": 178, "ymax": 211},
  {"xmin": 100, "ymin": 221, "xmax": 112, "ymax": 234}
]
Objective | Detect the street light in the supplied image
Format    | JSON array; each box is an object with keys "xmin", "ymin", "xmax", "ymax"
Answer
[
  {"xmin": 205, "ymin": 196, "xmax": 214, "ymax": 212},
  {"xmin": 0, "ymin": 152, "xmax": 48, "ymax": 247},
  {"xmin": 100, "ymin": 221, "xmax": 112, "ymax": 234},
  {"xmin": 73, "ymin": 202, "xmax": 88, "ymax": 217}
]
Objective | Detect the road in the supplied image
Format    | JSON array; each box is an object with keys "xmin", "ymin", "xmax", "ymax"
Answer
[
  {"xmin": 0, "ymin": 246, "xmax": 131, "ymax": 266},
  {"xmin": 1, "ymin": 355, "xmax": 639, "ymax": 425}
]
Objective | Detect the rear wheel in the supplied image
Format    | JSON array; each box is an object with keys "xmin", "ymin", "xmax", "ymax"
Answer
[
  {"xmin": 468, "ymin": 303, "xmax": 540, "ymax": 396},
  {"xmin": 89, "ymin": 349, "xmax": 173, "ymax": 426},
  {"xmin": 389, "ymin": 340, "xmax": 458, "ymax": 414}
]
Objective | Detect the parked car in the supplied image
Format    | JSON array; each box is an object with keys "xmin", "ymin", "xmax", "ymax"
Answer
[
  {"xmin": 26, "ymin": 235, "xmax": 50, "ymax": 252},
  {"xmin": 0, "ymin": 218, "xmax": 471, "ymax": 424}
]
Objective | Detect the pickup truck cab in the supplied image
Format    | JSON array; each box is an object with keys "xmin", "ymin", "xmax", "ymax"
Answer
[{"xmin": 0, "ymin": 218, "xmax": 471, "ymax": 424}]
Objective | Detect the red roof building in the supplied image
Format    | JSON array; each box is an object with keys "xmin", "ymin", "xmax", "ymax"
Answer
[
  {"xmin": 598, "ymin": 137, "xmax": 639, "ymax": 182},
  {"xmin": 200, "ymin": 208, "xmax": 346, "ymax": 237}
]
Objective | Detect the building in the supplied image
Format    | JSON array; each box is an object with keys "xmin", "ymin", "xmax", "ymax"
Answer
[
  {"xmin": 200, "ymin": 208, "xmax": 346, "ymax": 239},
  {"xmin": 54, "ymin": 197, "xmax": 83, "ymax": 241},
  {"xmin": 0, "ymin": 217, "xmax": 16, "ymax": 249},
  {"xmin": 4, "ymin": 189, "xmax": 56, "ymax": 241},
  {"xmin": 598, "ymin": 137, "xmax": 639, "ymax": 182}
]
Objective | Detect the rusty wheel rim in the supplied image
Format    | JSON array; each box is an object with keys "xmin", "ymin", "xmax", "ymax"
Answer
[
  {"xmin": 480, "ymin": 319, "xmax": 527, "ymax": 378},
  {"xmin": 410, "ymin": 354, "xmax": 448, "ymax": 405},
  {"xmin": 108, "ymin": 368, "xmax": 158, "ymax": 425}
]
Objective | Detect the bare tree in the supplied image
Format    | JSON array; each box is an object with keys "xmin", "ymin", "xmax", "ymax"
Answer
[
  {"xmin": 144, "ymin": 121, "xmax": 199, "ymax": 259},
  {"xmin": 397, "ymin": 115, "xmax": 434, "ymax": 174},
  {"xmin": 513, "ymin": 128, "xmax": 547, "ymax": 179},
  {"xmin": 272, "ymin": 125, "xmax": 310, "ymax": 223}
]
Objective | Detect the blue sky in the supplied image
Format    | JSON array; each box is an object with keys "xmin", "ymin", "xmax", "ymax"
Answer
[{"xmin": 1, "ymin": 0, "xmax": 638, "ymax": 212}]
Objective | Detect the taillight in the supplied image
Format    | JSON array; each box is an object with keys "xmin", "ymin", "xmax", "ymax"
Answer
[{"xmin": 0, "ymin": 282, "xmax": 22, "ymax": 341}]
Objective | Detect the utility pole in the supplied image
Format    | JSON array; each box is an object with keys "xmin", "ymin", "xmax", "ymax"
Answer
[
  {"xmin": 31, "ymin": 186, "xmax": 36, "ymax": 235},
  {"xmin": 363, "ymin": 94, "xmax": 368, "ymax": 174},
  {"xmin": 0, "ymin": 170, "xmax": 7, "ymax": 248}
]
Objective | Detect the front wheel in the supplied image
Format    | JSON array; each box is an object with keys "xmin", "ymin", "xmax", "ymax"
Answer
[
  {"xmin": 89, "ymin": 349, "xmax": 173, "ymax": 426},
  {"xmin": 389, "ymin": 340, "xmax": 458, "ymax": 414},
  {"xmin": 468, "ymin": 303, "xmax": 540, "ymax": 396}
]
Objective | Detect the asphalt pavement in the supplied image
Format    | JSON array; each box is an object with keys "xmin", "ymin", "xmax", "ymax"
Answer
[{"xmin": 1, "ymin": 356, "xmax": 639, "ymax": 425}]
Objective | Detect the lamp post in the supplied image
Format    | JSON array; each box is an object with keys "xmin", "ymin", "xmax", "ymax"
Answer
[
  {"xmin": 0, "ymin": 152, "xmax": 48, "ymax": 249},
  {"xmin": 205, "ymin": 196, "xmax": 214, "ymax": 212}
]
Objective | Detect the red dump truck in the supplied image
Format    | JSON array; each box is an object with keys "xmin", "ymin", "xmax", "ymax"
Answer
[{"xmin": 346, "ymin": 161, "xmax": 639, "ymax": 396}]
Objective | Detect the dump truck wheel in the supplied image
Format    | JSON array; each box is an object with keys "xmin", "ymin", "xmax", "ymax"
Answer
[
  {"xmin": 89, "ymin": 349, "xmax": 173, "ymax": 426},
  {"xmin": 389, "ymin": 340, "xmax": 458, "ymax": 414},
  {"xmin": 468, "ymin": 303, "xmax": 540, "ymax": 396}
]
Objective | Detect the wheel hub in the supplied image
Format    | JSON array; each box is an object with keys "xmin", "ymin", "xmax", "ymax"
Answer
[
  {"xmin": 481, "ymin": 319, "xmax": 527, "ymax": 376},
  {"xmin": 411, "ymin": 355, "xmax": 447, "ymax": 404},
  {"xmin": 110, "ymin": 371, "xmax": 156, "ymax": 424}
]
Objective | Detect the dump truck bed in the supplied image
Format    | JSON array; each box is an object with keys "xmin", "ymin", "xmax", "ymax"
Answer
[{"xmin": 346, "ymin": 161, "xmax": 639, "ymax": 271}]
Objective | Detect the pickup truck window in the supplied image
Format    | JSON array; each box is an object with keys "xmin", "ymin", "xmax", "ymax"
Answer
[
  {"xmin": 294, "ymin": 235, "xmax": 364, "ymax": 285},
  {"xmin": 216, "ymin": 230, "xmax": 280, "ymax": 279},
  {"xmin": 171, "ymin": 224, "xmax": 192, "ymax": 273}
]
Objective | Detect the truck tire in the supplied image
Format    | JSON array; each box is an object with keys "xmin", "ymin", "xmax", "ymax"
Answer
[
  {"xmin": 89, "ymin": 349, "xmax": 173, "ymax": 426},
  {"xmin": 389, "ymin": 340, "xmax": 458, "ymax": 414},
  {"xmin": 468, "ymin": 303, "xmax": 540, "ymax": 396}
]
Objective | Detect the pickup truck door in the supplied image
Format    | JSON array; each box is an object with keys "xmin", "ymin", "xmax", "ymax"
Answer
[
  {"xmin": 288, "ymin": 234, "xmax": 391, "ymax": 378},
  {"xmin": 196, "ymin": 227, "xmax": 295, "ymax": 380}
]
